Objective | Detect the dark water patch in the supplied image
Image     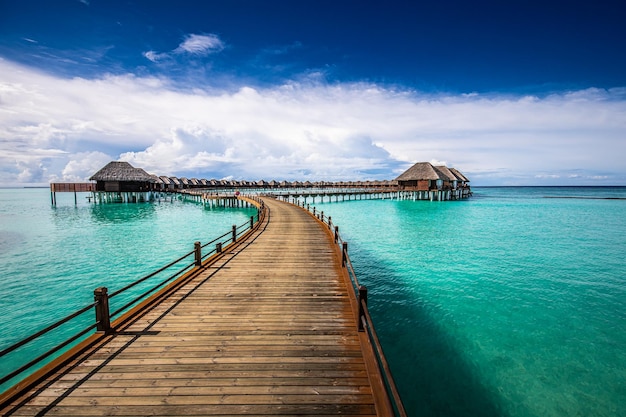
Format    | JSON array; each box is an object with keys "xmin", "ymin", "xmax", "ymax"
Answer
[
  {"xmin": 0, "ymin": 231, "xmax": 25, "ymax": 255},
  {"xmin": 352, "ymin": 245, "xmax": 508, "ymax": 417}
]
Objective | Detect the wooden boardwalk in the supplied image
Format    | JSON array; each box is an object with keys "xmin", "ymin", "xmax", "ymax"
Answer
[{"xmin": 1, "ymin": 198, "xmax": 392, "ymax": 416}]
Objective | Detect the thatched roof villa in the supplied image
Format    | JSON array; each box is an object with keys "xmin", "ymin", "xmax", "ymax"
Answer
[
  {"xmin": 89, "ymin": 161, "xmax": 156, "ymax": 192},
  {"xmin": 395, "ymin": 161, "xmax": 471, "ymax": 200}
]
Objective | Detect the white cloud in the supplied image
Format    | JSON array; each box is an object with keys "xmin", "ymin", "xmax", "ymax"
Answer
[
  {"xmin": 143, "ymin": 50, "xmax": 164, "ymax": 62},
  {"xmin": 143, "ymin": 33, "xmax": 225, "ymax": 63},
  {"xmin": 1, "ymin": 59, "xmax": 625, "ymax": 186},
  {"xmin": 53, "ymin": 151, "xmax": 112, "ymax": 183},
  {"xmin": 175, "ymin": 34, "xmax": 224, "ymax": 55}
]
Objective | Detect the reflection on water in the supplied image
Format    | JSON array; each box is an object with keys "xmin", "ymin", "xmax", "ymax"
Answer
[{"xmin": 89, "ymin": 202, "xmax": 157, "ymax": 224}]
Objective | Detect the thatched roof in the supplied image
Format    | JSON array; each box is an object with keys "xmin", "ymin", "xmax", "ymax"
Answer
[
  {"xmin": 449, "ymin": 167, "xmax": 470, "ymax": 182},
  {"xmin": 434, "ymin": 165, "xmax": 456, "ymax": 182},
  {"xmin": 89, "ymin": 161, "xmax": 156, "ymax": 182},
  {"xmin": 395, "ymin": 162, "xmax": 442, "ymax": 181},
  {"xmin": 396, "ymin": 162, "xmax": 470, "ymax": 183}
]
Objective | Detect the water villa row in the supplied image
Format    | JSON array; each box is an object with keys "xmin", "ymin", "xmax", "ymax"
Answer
[{"xmin": 50, "ymin": 161, "xmax": 471, "ymax": 204}]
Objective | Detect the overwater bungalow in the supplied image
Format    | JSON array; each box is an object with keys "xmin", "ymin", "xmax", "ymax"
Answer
[
  {"xmin": 450, "ymin": 167, "xmax": 470, "ymax": 188},
  {"xmin": 89, "ymin": 161, "xmax": 157, "ymax": 203},
  {"xmin": 395, "ymin": 161, "xmax": 471, "ymax": 200},
  {"xmin": 158, "ymin": 176, "xmax": 174, "ymax": 191}
]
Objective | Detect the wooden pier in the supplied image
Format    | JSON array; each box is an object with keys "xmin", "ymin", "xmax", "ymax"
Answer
[
  {"xmin": 0, "ymin": 197, "xmax": 403, "ymax": 416},
  {"xmin": 49, "ymin": 183, "xmax": 95, "ymax": 205},
  {"xmin": 270, "ymin": 187, "xmax": 471, "ymax": 204}
]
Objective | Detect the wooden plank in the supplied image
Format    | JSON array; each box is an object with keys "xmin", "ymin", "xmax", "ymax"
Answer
[
  {"xmin": 8, "ymin": 404, "xmax": 377, "ymax": 416},
  {"xmin": 48, "ymin": 377, "xmax": 373, "ymax": 389}
]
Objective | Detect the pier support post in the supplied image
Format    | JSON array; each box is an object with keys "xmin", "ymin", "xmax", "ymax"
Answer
[
  {"xmin": 94, "ymin": 287, "xmax": 111, "ymax": 334},
  {"xmin": 194, "ymin": 241, "xmax": 202, "ymax": 266},
  {"xmin": 358, "ymin": 285, "xmax": 368, "ymax": 332}
]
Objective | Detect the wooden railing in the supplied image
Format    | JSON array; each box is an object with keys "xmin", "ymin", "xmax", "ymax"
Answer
[
  {"xmin": 291, "ymin": 199, "xmax": 408, "ymax": 417},
  {"xmin": 0, "ymin": 196, "xmax": 266, "ymax": 400}
]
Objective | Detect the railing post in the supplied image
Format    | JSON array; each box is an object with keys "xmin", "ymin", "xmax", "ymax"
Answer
[
  {"xmin": 216, "ymin": 242, "xmax": 222, "ymax": 253},
  {"xmin": 328, "ymin": 216, "xmax": 331, "ymax": 228},
  {"xmin": 232, "ymin": 225, "xmax": 237, "ymax": 243},
  {"xmin": 358, "ymin": 285, "xmax": 368, "ymax": 332},
  {"xmin": 94, "ymin": 287, "xmax": 111, "ymax": 334},
  {"xmin": 320, "ymin": 210, "xmax": 323, "ymax": 220},
  {"xmin": 250, "ymin": 215, "xmax": 254, "ymax": 230},
  {"xmin": 194, "ymin": 241, "xmax": 202, "ymax": 266},
  {"xmin": 334, "ymin": 226, "xmax": 339, "ymax": 243},
  {"xmin": 313, "ymin": 207, "xmax": 316, "ymax": 216},
  {"xmin": 342, "ymin": 242, "xmax": 348, "ymax": 267}
]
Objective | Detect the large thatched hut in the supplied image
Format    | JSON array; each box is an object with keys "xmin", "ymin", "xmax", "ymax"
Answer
[
  {"xmin": 396, "ymin": 162, "xmax": 444, "ymax": 190},
  {"xmin": 90, "ymin": 161, "xmax": 156, "ymax": 192},
  {"xmin": 395, "ymin": 162, "xmax": 471, "ymax": 200}
]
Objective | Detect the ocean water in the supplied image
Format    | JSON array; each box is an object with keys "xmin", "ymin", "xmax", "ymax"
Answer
[
  {"xmin": 1, "ymin": 187, "xmax": 625, "ymax": 417},
  {"xmin": 310, "ymin": 187, "xmax": 626, "ymax": 417}
]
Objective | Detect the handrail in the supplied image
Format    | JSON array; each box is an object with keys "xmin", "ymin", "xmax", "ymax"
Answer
[
  {"xmin": 108, "ymin": 250, "xmax": 196, "ymax": 298},
  {"xmin": 0, "ymin": 301, "xmax": 97, "ymax": 359},
  {"xmin": 295, "ymin": 199, "xmax": 407, "ymax": 417},
  {"xmin": 0, "ymin": 321, "xmax": 99, "ymax": 386},
  {"xmin": 0, "ymin": 195, "xmax": 265, "ymax": 394},
  {"xmin": 109, "ymin": 260, "xmax": 197, "ymax": 318}
]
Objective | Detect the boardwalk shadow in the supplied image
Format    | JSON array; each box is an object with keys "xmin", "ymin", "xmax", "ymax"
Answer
[{"xmin": 353, "ymin": 251, "xmax": 507, "ymax": 417}]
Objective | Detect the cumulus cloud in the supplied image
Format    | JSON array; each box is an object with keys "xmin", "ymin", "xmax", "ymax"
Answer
[
  {"xmin": 1, "ymin": 59, "xmax": 625, "ymax": 186},
  {"xmin": 143, "ymin": 33, "xmax": 224, "ymax": 62}
]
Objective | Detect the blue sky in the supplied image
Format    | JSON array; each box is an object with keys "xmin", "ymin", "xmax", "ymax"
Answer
[{"xmin": 1, "ymin": 0, "xmax": 625, "ymax": 186}]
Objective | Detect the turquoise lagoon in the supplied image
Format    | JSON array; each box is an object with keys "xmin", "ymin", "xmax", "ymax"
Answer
[{"xmin": 1, "ymin": 186, "xmax": 625, "ymax": 417}]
